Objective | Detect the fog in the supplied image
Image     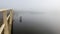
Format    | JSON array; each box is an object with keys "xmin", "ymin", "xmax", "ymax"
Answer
[
  {"xmin": 0, "ymin": 0, "xmax": 60, "ymax": 34},
  {"xmin": 13, "ymin": 11, "xmax": 60, "ymax": 34}
]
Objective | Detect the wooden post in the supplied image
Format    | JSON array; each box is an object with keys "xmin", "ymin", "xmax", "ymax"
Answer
[
  {"xmin": 9, "ymin": 9, "xmax": 13, "ymax": 34},
  {"xmin": 3, "ymin": 11, "xmax": 9, "ymax": 34},
  {"xmin": 9, "ymin": 9, "xmax": 13, "ymax": 25}
]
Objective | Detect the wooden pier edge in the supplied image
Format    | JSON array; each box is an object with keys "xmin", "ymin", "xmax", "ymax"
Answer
[{"xmin": 0, "ymin": 9, "xmax": 13, "ymax": 34}]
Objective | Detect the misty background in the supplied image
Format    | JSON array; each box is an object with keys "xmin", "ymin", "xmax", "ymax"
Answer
[{"xmin": 0, "ymin": 0, "xmax": 60, "ymax": 34}]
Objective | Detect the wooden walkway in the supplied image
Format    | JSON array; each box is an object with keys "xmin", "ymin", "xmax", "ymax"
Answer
[{"xmin": 0, "ymin": 9, "xmax": 13, "ymax": 34}]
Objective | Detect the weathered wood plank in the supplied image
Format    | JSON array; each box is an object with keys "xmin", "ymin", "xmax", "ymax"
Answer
[
  {"xmin": 0, "ymin": 24, "xmax": 5, "ymax": 34},
  {"xmin": 0, "ymin": 9, "xmax": 8, "ymax": 12},
  {"xmin": 3, "ymin": 11, "xmax": 9, "ymax": 34},
  {"xmin": 7, "ymin": 14, "xmax": 10, "ymax": 20}
]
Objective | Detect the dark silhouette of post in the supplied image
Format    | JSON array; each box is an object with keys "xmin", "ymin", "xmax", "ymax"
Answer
[{"xmin": 19, "ymin": 16, "xmax": 22, "ymax": 23}]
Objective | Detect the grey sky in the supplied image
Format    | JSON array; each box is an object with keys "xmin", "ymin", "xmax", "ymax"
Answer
[{"xmin": 0, "ymin": 0, "xmax": 60, "ymax": 12}]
